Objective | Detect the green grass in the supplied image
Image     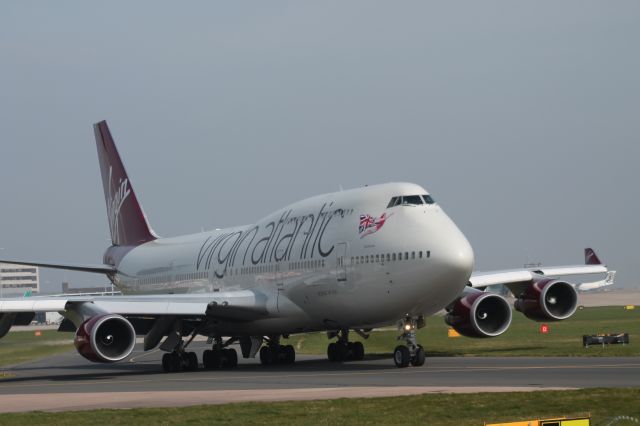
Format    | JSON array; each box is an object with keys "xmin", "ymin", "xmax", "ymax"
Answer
[
  {"xmin": 0, "ymin": 388, "xmax": 638, "ymax": 425},
  {"xmin": 286, "ymin": 306, "xmax": 640, "ymax": 357},
  {"xmin": 0, "ymin": 329, "xmax": 74, "ymax": 368}
]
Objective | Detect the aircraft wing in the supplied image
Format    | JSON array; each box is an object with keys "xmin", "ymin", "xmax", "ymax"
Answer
[
  {"xmin": 469, "ymin": 248, "xmax": 608, "ymax": 293},
  {"xmin": 0, "ymin": 290, "xmax": 274, "ymax": 339},
  {"xmin": 0, "ymin": 258, "xmax": 116, "ymax": 274}
]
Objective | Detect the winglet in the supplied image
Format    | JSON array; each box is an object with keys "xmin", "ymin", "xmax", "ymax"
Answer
[{"xmin": 585, "ymin": 248, "xmax": 602, "ymax": 265}]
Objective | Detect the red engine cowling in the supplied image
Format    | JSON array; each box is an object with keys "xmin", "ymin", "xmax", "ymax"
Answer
[
  {"xmin": 514, "ymin": 278, "xmax": 578, "ymax": 321},
  {"xmin": 74, "ymin": 314, "xmax": 136, "ymax": 363},
  {"xmin": 445, "ymin": 290, "xmax": 512, "ymax": 338}
]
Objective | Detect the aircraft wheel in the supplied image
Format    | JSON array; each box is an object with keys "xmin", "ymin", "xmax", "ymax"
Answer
[
  {"xmin": 203, "ymin": 349, "xmax": 221, "ymax": 369},
  {"xmin": 259, "ymin": 346, "xmax": 273, "ymax": 365},
  {"xmin": 186, "ymin": 352, "xmax": 198, "ymax": 371},
  {"xmin": 411, "ymin": 345, "xmax": 426, "ymax": 367},
  {"xmin": 393, "ymin": 345, "xmax": 411, "ymax": 368},
  {"xmin": 170, "ymin": 352, "xmax": 182, "ymax": 372},
  {"xmin": 202, "ymin": 350, "xmax": 212, "ymax": 369},
  {"xmin": 162, "ymin": 353, "xmax": 173, "ymax": 373},
  {"xmin": 335, "ymin": 343, "xmax": 347, "ymax": 361},
  {"xmin": 327, "ymin": 342, "xmax": 339, "ymax": 362},
  {"xmin": 353, "ymin": 341, "xmax": 365, "ymax": 361},
  {"xmin": 223, "ymin": 348, "xmax": 238, "ymax": 368},
  {"xmin": 282, "ymin": 345, "xmax": 295, "ymax": 364}
]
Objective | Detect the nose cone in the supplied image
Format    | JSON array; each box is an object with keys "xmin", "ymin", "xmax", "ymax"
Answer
[
  {"xmin": 444, "ymin": 232, "xmax": 474, "ymax": 281},
  {"xmin": 438, "ymin": 228, "xmax": 474, "ymax": 285},
  {"xmin": 431, "ymin": 213, "xmax": 475, "ymax": 297}
]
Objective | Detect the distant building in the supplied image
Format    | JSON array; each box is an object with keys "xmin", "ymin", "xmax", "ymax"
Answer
[
  {"xmin": 0, "ymin": 263, "xmax": 39, "ymax": 297},
  {"xmin": 61, "ymin": 281, "xmax": 115, "ymax": 294}
]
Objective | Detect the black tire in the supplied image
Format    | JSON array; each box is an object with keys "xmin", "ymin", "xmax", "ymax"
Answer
[
  {"xmin": 327, "ymin": 342, "xmax": 338, "ymax": 362},
  {"xmin": 204, "ymin": 349, "xmax": 221, "ymax": 369},
  {"xmin": 346, "ymin": 342, "xmax": 355, "ymax": 360},
  {"xmin": 411, "ymin": 345, "xmax": 426, "ymax": 367},
  {"xmin": 187, "ymin": 352, "xmax": 198, "ymax": 371},
  {"xmin": 162, "ymin": 353, "xmax": 173, "ymax": 373},
  {"xmin": 393, "ymin": 345, "xmax": 410, "ymax": 368},
  {"xmin": 259, "ymin": 346, "xmax": 273, "ymax": 365},
  {"xmin": 335, "ymin": 343, "xmax": 347, "ymax": 361},
  {"xmin": 171, "ymin": 352, "xmax": 182, "ymax": 372},
  {"xmin": 203, "ymin": 349, "xmax": 212, "ymax": 369},
  {"xmin": 224, "ymin": 348, "xmax": 238, "ymax": 368},
  {"xmin": 282, "ymin": 345, "xmax": 295, "ymax": 364},
  {"xmin": 353, "ymin": 341, "xmax": 365, "ymax": 361}
]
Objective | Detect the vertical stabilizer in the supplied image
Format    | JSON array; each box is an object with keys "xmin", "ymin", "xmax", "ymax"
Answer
[
  {"xmin": 584, "ymin": 248, "xmax": 602, "ymax": 265},
  {"xmin": 94, "ymin": 120, "xmax": 157, "ymax": 246}
]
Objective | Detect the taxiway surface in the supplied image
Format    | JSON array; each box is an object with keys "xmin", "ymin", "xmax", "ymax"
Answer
[{"xmin": 1, "ymin": 342, "xmax": 638, "ymax": 399}]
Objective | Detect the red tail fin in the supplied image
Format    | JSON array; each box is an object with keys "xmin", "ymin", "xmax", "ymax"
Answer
[
  {"xmin": 584, "ymin": 248, "xmax": 602, "ymax": 265},
  {"xmin": 94, "ymin": 121, "xmax": 157, "ymax": 246}
]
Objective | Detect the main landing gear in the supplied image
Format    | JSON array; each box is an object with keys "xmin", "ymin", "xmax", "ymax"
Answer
[
  {"xmin": 259, "ymin": 335, "xmax": 296, "ymax": 365},
  {"xmin": 161, "ymin": 338, "xmax": 198, "ymax": 373},
  {"xmin": 203, "ymin": 337, "xmax": 239, "ymax": 369},
  {"xmin": 160, "ymin": 333, "xmax": 239, "ymax": 372},
  {"xmin": 393, "ymin": 316, "xmax": 425, "ymax": 368},
  {"xmin": 327, "ymin": 329, "xmax": 365, "ymax": 362}
]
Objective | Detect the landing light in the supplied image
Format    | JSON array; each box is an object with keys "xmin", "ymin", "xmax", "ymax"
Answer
[{"xmin": 404, "ymin": 324, "xmax": 412, "ymax": 331}]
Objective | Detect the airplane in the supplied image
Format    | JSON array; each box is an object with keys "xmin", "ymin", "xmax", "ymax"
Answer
[{"xmin": 0, "ymin": 121, "xmax": 610, "ymax": 371}]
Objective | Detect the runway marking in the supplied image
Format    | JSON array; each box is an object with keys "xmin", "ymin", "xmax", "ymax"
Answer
[{"xmin": 1, "ymin": 362, "xmax": 639, "ymax": 392}]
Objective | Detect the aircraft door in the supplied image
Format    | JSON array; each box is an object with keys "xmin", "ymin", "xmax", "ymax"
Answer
[{"xmin": 336, "ymin": 242, "xmax": 348, "ymax": 282}]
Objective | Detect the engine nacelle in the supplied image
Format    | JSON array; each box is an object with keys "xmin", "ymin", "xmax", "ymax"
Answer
[
  {"xmin": 514, "ymin": 278, "xmax": 578, "ymax": 322},
  {"xmin": 74, "ymin": 314, "xmax": 136, "ymax": 363},
  {"xmin": 445, "ymin": 290, "xmax": 512, "ymax": 338}
]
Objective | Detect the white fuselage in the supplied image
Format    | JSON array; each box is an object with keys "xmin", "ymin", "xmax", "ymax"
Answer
[{"xmin": 107, "ymin": 183, "xmax": 474, "ymax": 335}]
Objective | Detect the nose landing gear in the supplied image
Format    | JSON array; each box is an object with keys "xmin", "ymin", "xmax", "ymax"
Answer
[{"xmin": 394, "ymin": 316, "xmax": 426, "ymax": 368}]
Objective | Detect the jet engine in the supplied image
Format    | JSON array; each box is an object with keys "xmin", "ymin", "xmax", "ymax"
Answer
[
  {"xmin": 514, "ymin": 278, "xmax": 578, "ymax": 321},
  {"xmin": 445, "ymin": 289, "xmax": 512, "ymax": 338},
  {"xmin": 74, "ymin": 314, "xmax": 136, "ymax": 363}
]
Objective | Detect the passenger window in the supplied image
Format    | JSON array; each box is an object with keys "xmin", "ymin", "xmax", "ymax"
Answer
[
  {"xmin": 392, "ymin": 253, "xmax": 396, "ymax": 261},
  {"xmin": 386, "ymin": 253, "xmax": 390, "ymax": 262},
  {"xmin": 375, "ymin": 254, "xmax": 380, "ymax": 262},
  {"xmin": 411, "ymin": 251, "xmax": 415, "ymax": 259},
  {"xmin": 419, "ymin": 251, "xmax": 423, "ymax": 259},
  {"xmin": 405, "ymin": 252, "xmax": 409, "ymax": 260}
]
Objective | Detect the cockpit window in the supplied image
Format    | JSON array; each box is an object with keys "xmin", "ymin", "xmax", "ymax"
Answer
[
  {"xmin": 387, "ymin": 195, "xmax": 425, "ymax": 208},
  {"xmin": 422, "ymin": 194, "xmax": 435, "ymax": 204},
  {"xmin": 402, "ymin": 195, "xmax": 423, "ymax": 206}
]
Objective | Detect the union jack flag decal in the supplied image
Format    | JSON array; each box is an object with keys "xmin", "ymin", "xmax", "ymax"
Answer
[{"xmin": 359, "ymin": 212, "xmax": 392, "ymax": 238}]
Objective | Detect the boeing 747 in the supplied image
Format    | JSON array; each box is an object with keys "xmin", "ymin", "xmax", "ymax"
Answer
[{"xmin": 0, "ymin": 121, "xmax": 610, "ymax": 370}]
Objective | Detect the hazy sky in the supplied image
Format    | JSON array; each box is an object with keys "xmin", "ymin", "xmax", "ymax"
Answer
[{"xmin": 1, "ymin": 1, "xmax": 638, "ymax": 293}]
